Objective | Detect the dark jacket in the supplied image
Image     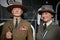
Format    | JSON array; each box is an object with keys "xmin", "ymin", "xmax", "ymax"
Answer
[{"xmin": 36, "ymin": 21, "xmax": 60, "ymax": 40}]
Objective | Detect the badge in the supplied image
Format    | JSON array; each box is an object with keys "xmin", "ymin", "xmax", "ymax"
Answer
[
  {"xmin": 18, "ymin": 26, "xmax": 28, "ymax": 31},
  {"xmin": 7, "ymin": 0, "xmax": 15, "ymax": 5}
]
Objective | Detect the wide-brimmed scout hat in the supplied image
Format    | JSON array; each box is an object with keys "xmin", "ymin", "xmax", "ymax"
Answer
[
  {"xmin": 38, "ymin": 5, "xmax": 56, "ymax": 16},
  {"xmin": 7, "ymin": 1, "xmax": 27, "ymax": 13}
]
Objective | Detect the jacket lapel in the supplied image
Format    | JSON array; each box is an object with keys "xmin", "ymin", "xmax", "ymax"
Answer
[{"xmin": 44, "ymin": 21, "xmax": 56, "ymax": 38}]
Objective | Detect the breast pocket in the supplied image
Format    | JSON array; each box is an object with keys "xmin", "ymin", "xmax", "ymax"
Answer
[{"xmin": 13, "ymin": 29, "xmax": 27, "ymax": 38}]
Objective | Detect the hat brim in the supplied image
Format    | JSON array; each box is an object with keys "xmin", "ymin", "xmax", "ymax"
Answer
[
  {"xmin": 38, "ymin": 10, "xmax": 56, "ymax": 15},
  {"xmin": 7, "ymin": 5, "xmax": 27, "ymax": 13}
]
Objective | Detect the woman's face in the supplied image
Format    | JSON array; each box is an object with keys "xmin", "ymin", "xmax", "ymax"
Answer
[{"xmin": 12, "ymin": 8, "xmax": 23, "ymax": 17}]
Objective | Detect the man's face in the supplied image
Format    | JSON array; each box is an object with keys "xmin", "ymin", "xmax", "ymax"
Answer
[
  {"xmin": 12, "ymin": 8, "xmax": 23, "ymax": 17},
  {"xmin": 41, "ymin": 11, "xmax": 53, "ymax": 22}
]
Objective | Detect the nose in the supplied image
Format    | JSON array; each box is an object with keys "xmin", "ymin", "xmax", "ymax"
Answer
[{"xmin": 16, "ymin": 10, "xmax": 19, "ymax": 12}]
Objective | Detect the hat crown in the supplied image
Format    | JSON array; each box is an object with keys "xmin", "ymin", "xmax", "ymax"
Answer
[
  {"xmin": 9, "ymin": 1, "xmax": 22, "ymax": 6},
  {"xmin": 41, "ymin": 5, "xmax": 54, "ymax": 12},
  {"xmin": 42, "ymin": 5, "xmax": 52, "ymax": 8},
  {"xmin": 13, "ymin": 1, "xmax": 22, "ymax": 5}
]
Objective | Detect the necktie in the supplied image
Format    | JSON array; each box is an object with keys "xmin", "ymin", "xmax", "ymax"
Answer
[
  {"xmin": 42, "ymin": 23, "xmax": 46, "ymax": 37},
  {"xmin": 43, "ymin": 23, "xmax": 46, "ymax": 31},
  {"xmin": 15, "ymin": 19, "xmax": 18, "ymax": 29}
]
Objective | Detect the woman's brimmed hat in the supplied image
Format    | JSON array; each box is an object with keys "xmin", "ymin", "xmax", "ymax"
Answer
[
  {"xmin": 38, "ymin": 5, "xmax": 56, "ymax": 16},
  {"xmin": 7, "ymin": 1, "xmax": 27, "ymax": 13}
]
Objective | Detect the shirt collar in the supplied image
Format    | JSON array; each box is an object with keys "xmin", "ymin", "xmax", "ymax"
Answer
[
  {"xmin": 13, "ymin": 17, "xmax": 21, "ymax": 26},
  {"xmin": 46, "ymin": 19, "xmax": 54, "ymax": 27}
]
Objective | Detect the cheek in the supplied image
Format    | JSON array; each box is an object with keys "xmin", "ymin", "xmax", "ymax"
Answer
[
  {"xmin": 42, "ymin": 15, "xmax": 51, "ymax": 21},
  {"xmin": 45, "ymin": 15, "xmax": 51, "ymax": 19},
  {"xmin": 44, "ymin": 16, "xmax": 52, "ymax": 21}
]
